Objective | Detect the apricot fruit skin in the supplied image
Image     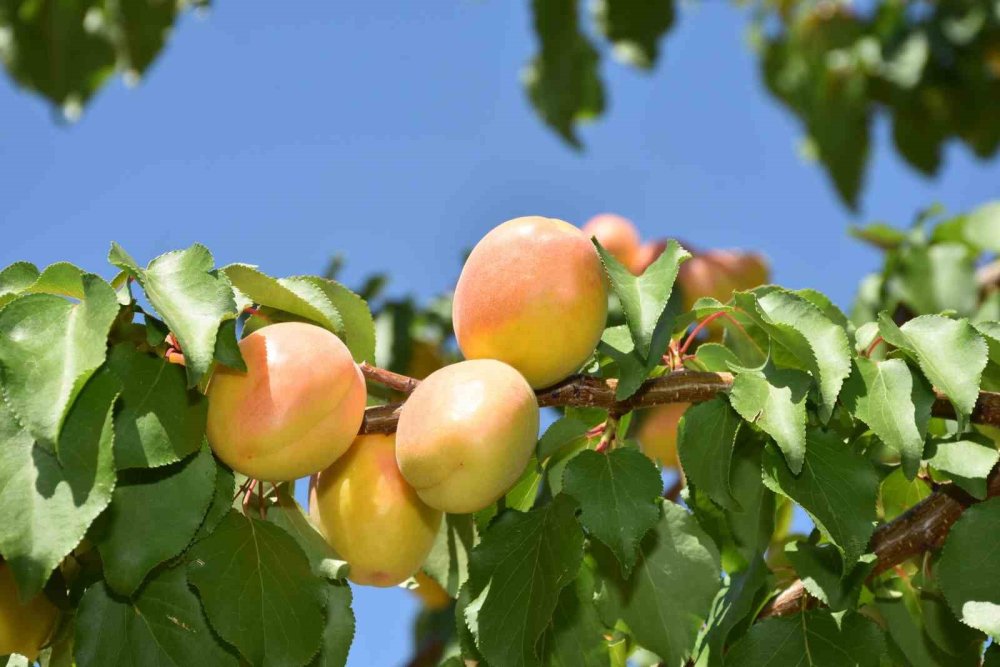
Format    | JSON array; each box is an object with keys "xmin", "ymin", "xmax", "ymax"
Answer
[
  {"xmin": 206, "ymin": 322, "xmax": 367, "ymax": 482},
  {"xmin": 0, "ymin": 563, "xmax": 59, "ymax": 660},
  {"xmin": 636, "ymin": 403, "xmax": 690, "ymax": 468},
  {"xmin": 315, "ymin": 434, "xmax": 442, "ymax": 587},
  {"xmin": 453, "ymin": 216, "xmax": 608, "ymax": 388},
  {"xmin": 582, "ymin": 213, "xmax": 641, "ymax": 269},
  {"xmin": 395, "ymin": 359, "xmax": 540, "ymax": 513}
]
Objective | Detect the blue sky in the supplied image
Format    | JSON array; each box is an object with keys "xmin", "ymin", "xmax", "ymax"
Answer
[{"xmin": 2, "ymin": 2, "xmax": 998, "ymax": 665}]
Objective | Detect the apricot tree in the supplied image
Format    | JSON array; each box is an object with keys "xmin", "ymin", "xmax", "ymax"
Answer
[{"xmin": 3, "ymin": 204, "xmax": 1000, "ymax": 666}]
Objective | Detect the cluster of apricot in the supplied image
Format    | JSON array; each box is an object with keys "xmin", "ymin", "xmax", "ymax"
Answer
[{"xmin": 201, "ymin": 214, "xmax": 768, "ymax": 591}]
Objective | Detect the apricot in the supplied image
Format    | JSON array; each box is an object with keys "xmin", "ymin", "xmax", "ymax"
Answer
[
  {"xmin": 395, "ymin": 359, "xmax": 539, "ymax": 513},
  {"xmin": 453, "ymin": 216, "xmax": 608, "ymax": 388},
  {"xmin": 678, "ymin": 256, "xmax": 734, "ymax": 311},
  {"xmin": 581, "ymin": 213, "xmax": 641, "ymax": 269},
  {"xmin": 0, "ymin": 562, "xmax": 59, "ymax": 660},
  {"xmin": 636, "ymin": 403, "xmax": 690, "ymax": 468},
  {"xmin": 315, "ymin": 434, "xmax": 441, "ymax": 587},
  {"xmin": 412, "ymin": 571, "xmax": 452, "ymax": 610},
  {"xmin": 206, "ymin": 322, "xmax": 367, "ymax": 481}
]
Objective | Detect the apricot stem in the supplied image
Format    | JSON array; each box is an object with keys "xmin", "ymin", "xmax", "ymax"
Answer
[{"xmin": 359, "ymin": 362, "xmax": 421, "ymax": 394}]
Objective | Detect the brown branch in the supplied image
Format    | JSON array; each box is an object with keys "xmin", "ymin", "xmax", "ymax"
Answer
[
  {"xmin": 758, "ymin": 468, "xmax": 1000, "ymax": 619},
  {"xmin": 359, "ymin": 368, "xmax": 1000, "ymax": 434}
]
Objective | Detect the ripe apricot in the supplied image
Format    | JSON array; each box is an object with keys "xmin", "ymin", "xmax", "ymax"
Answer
[
  {"xmin": 581, "ymin": 213, "xmax": 641, "ymax": 269},
  {"xmin": 395, "ymin": 359, "xmax": 539, "ymax": 513},
  {"xmin": 636, "ymin": 403, "xmax": 689, "ymax": 468},
  {"xmin": 206, "ymin": 322, "xmax": 367, "ymax": 481},
  {"xmin": 315, "ymin": 434, "xmax": 441, "ymax": 587},
  {"xmin": 453, "ymin": 216, "xmax": 608, "ymax": 388},
  {"xmin": 0, "ymin": 562, "xmax": 59, "ymax": 660}
]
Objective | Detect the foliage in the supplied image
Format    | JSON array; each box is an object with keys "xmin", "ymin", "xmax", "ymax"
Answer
[{"xmin": 2, "ymin": 201, "xmax": 1000, "ymax": 665}]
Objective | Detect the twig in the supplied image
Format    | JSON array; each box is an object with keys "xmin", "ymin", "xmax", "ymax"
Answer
[{"xmin": 360, "ymin": 362, "xmax": 421, "ymax": 394}]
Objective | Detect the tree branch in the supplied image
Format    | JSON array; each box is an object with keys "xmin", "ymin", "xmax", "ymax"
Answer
[{"xmin": 360, "ymin": 368, "xmax": 1000, "ymax": 434}]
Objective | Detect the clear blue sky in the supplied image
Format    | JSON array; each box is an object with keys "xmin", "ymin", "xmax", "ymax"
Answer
[{"xmin": 2, "ymin": 2, "xmax": 998, "ymax": 665}]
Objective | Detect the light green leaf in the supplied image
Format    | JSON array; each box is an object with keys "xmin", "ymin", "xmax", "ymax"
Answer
[
  {"xmin": 283, "ymin": 276, "xmax": 376, "ymax": 364},
  {"xmin": 726, "ymin": 611, "xmax": 886, "ymax": 666},
  {"xmin": 735, "ymin": 290, "xmax": 851, "ymax": 422},
  {"xmin": 880, "ymin": 467, "xmax": 932, "ymax": 522},
  {"xmin": 97, "ymin": 445, "xmax": 217, "ymax": 596},
  {"xmin": 598, "ymin": 325, "xmax": 651, "ymax": 400},
  {"xmin": 0, "ymin": 261, "xmax": 40, "ymax": 307},
  {"xmin": 74, "ymin": 566, "xmax": 238, "ymax": 667},
  {"xmin": 465, "ymin": 494, "xmax": 584, "ymax": 667},
  {"xmin": 762, "ymin": 428, "xmax": 878, "ymax": 566},
  {"xmin": 926, "ymin": 435, "xmax": 1000, "ymax": 499},
  {"xmin": 878, "ymin": 314, "xmax": 987, "ymax": 427},
  {"xmin": 106, "ymin": 344, "xmax": 208, "ymax": 469},
  {"xmin": 694, "ymin": 343, "xmax": 741, "ymax": 372},
  {"xmin": 538, "ymin": 564, "xmax": 611, "ymax": 667},
  {"xmin": 187, "ymin": 511, "xmax": 325, "ymax": 667},
  {"xmin": 729, "ymin": 366, "xmax": 810, "ymax": 474},
  {"xmin": 678, "ymin": 397, "xmax": 741, "ymax": 510},
  {"xmin": 222, "ymin": 264, "xmax": 343, "ymax": 334},
  {"xmin": 0, "ymin": 274, "xmax": 118, "ymax": 449},
  {"xmin": 110, "ymin": 243, "xmax": 238, "ymax": 386},
  {"xmin": 563, "ymin": 448, "xmax": 663, "ymax": 575},
  {"xmin": 424, "ymin": 513, "xmax": 477, "ymax": 597},
  {"xmin": 594, "ymin": 238, "xmax": 689, "ymax": 364},
  {"xmin": 890, "ymin": 243, "xmax": 978, "ymax": 317},
  {"xmin": 938, "ymin": 497, "xmax": 1000, "ymax": 640},
  {"xmin": 0, "ymin": 369, "xmax": 118, "ymax": 599},
  {"xmin": 841, "ymin": 357, "xmax": 934, "ymax": 479},
  {"xmin": 595, "ymin": 501, "xmax": 721, "ymax": 667},
  {"xmin": 307, "ymin": 583, "xmax": 355, "ymax": 667},
  {"xmin": 784, "ymin": 541, "xmax": 875, "ymax": 611},
  {"xmin": 963, "ymin": 201, "xmax": 1000, "ymax": 252}
]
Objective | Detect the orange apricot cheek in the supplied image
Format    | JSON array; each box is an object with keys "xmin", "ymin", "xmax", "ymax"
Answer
[
  {"xmin": 636, "ymin": 403, "xmax": 690, "ymax": 469},
  {"xmin": 0, "ymin": 563, "xmax": 59, "ymax": 660}
]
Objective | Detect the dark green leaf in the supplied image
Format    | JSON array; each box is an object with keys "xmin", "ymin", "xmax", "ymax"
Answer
[
  {"xmin": 74, "ymin": 566, "xmax": 238, "ymax": 667},
  {"xmin": 465, "ymin": 494, "xmax": 584, "ymax": 667},
  {"xmin": 593, "ymin": 0, "xmax": 674, "ymax": 69},
  {"xmin": 726, "ymin": 610, "xmax": 886, "ymax": 666},
  {"xmin": 696, "ymin": 556, "xmax": 770, "ymax": 667},
  {"xmin": 938, "ymin": 497, "xmax": 1000, "ymax": 639},
  {"xmin": 423, "ymin": 513, "xmax": 477, "ymax": 598},
  {"xmin": 784, "ymin": 541, "xmax": 875, "ymax": 611},
  {"xmin": 106, "ymin": 344, "xmax": 208, "ymax": 469},
  {"xmin": 595, "ymin": 501, "xmax": 721, "ymax": 667},
  {"xmin": 678, "ymin": 397, "xmax": 741, "ymax": 510},
  {"xmin": 0, "ymin": 369, "xmax": 118, "ymax": 599},
  {"xmin": 0, "ymin": 274, "xmax": 118, "ymax": 449},
  {"xmin": 537, "ymin": 416, "xmax": 590, "ymax": 462},
  {"xmin": 97, "ymin": 445, "xmax": 217, "ymax": 596},
  {"xmin": 538, "ymin": 563, "xmax": 611, "ymax": 667},
  {"xmin": 563, "ymin": 448, "xmax": 662, "ymax": 575},
  {"xmin": 762, "ymin": 429, "xmax": 878, "ymax": 566},
  {"xmin": 308, "ymin": 583, "xmax": 355, "ymax": 667},
  {"xmin": 266, "ymin": 485, "xmax": 348, "ymax": 582},
  {"xmin": 187, "ymin": 511, "xmax": 325, "ymax": 667},
  {"xmin": 193, "ymin": 464, "xmax": 234, "ymax": 542}
]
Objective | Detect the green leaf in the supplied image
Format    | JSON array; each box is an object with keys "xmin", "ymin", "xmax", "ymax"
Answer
[
  {"xmin": 308, "ymin": 583, "xmax": 355, "ymax": 667},
  {"xmin": 96, "ymin": 445, "xmax": 217, "ymax": 596},
  {"xmin": 267, "ymin": 485, "xmax": 349, "ymax": 581},
  {"xmin": 538, "ymin": 563, "xmax": 611, "ymax": 667},
  {"xmin": 187, "ymin": 511, "xmax": 325, "ymax": 667},
  {"xmin": 0, "ymin": 368, "xmax": 118, "ymax": 599},
  {"xmin": 677, "ymin": 397, "xmax": 741, "ymax": 510},
  {"xmin": 963, "ymin": 201, "xmax": 1000, "ymax": 253},
  {"xmin": 562, "ymin": 448, "xmax": 663, "ymax": 576},
  {"xmin": 537, "ymin": 416, "xmax": 591, "ymax": 462},
  {"xmin": 762, "ymin": 428, "xmax": 878, "ymax": 566},
  {"xmin": 106, "ymin": 343, "xmax": 208, "ymax": 469},
  {"xmin": 735, "ymin": 290, "xmax": 852, "ymax": 422},
  {"xmin": 726, "ymin": 611, "xmax": 886, "ymax": 666},
  {"xmin": 595, "ymin": 501, "xmax": 721, "ymax": 667},
  {"xmin": 193, "ymin": 464, "xmax": 235, "ymax": 543},
  {"xmin": 891, "ymin": 243, "xmax": 978, "ymax": 317},
  {"xmin": 74, "ymin": 566, "xmax": 238, "ymax": 667},
  {"xmin": 595, "ymin": 238, "xmax": 689, "ymax": 364},
  {"xmin": 283, "ymin": 276, "xmax": 376, "ymax": 364},
  {"xmin": 784, "ymin": 541, "xmax": 875, "ymax": 611},
  {"xmin": 696, "ymin": 556, "xmax": 770, "ymax": 667},
  {"xmin": 694, "ymin": 342, "xmax": 741, "ymax": 372},
  {"xmin": 110, "ymin": 243, "xmax": 238, "ymax": 386},
  {"xmin": 728, "ymin": 366, "xmax": 810, "ymax": 474},
  {"xmin": 841, "ymin": 357, "xmax": 934, "ymax": 479},
  {"xmin": 876, "ymin": 586, "xmax": 983, "ymax": 667},
  {"xmin": 0, "ymin": 261, "xmax": 40, "ymax": 307},
  {"xmin": 524, "ymin": 0, "xmax": 605, "ymax": 147},
  {"xmin": 597, "ymin": 325, "xmax": 651, "ymax": 400},
  {"xmin": 0, "ymin": 274, "xmax": 118, "ymax": 449},
  {"xmin": 878, "ymin": 314, "xmax": 987, "ymax": 427},
  {"xmin": 926, "ymin": 435, "xmax": 1000, "ymax": 500},
  {"xmin": 593, "ymin": 0, "xmax": 674, "ymax": 69},
  {"xmin": 424, "ymin": 513, "xmax": 477, "ymax": 598},
  {"xmin": 938, "ymin": 497, "xmax": 1000, "ymax": 639},
  {"xmin": 880, "ymin": 467, "xmax": 932, "ymax": 522},
  {"xmin": 221, "ymin": 264, "xmax": 343, "ymax": 334},
  {"xmin": 465, "ymin": 494, "xmax": 584, "ymax": 667}
]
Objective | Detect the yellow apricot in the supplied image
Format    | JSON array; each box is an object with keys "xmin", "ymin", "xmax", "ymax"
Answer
[
  {"xmin": 315, "ymin": 434, "xmax": 442, "ymax": 587},
  {"xmin": 206, "ymin": 322, "xmax": 367, "ymax": 482},
  {"xmin": 453, "ymin": 216, "xmax": 608, "ymax": 388},
  {"xmin": 395, "ymin": 359, "xmax": 540, "ymax": 513},
  {"xmin": 0, "ymin": 563, "xmax": 59, "ymax": 660},
  {"xmin": 582, "ymin": 213, "xmax": 641, "ymax": 269},
  {"xmin": 636, "ymin": 403, "xmax": 690, "ymax": 468},
  {"xmin": 412, "ymin": 571, "xmax": 452, "ymax": 611}
]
